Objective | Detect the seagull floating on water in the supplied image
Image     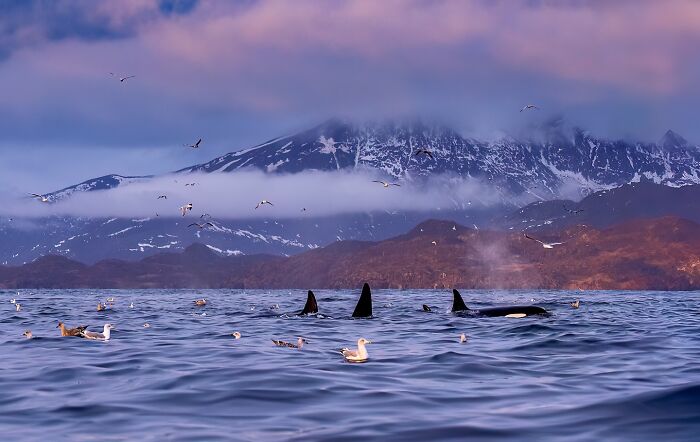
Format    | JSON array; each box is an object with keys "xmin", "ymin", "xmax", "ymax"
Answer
[
  {"xmin": 15, "ymin": 303, "xmax": 21, "ymax": 312},
  {"xmin": 524, "ymin": 234, "xmax": 564, "ymax": 249},
  {"xmin": 460, "ymin": 333, "xmax": 468, "ymax": 343},
  {"xmin": 185, "ymin": 138, "xmax": 202, "ymax": 149},
  {"xmin": 57, "ymin": 322, "xmax": 87, "ymax": 337},
  {"xmin": 23, "ymin": 330, "xmax": 33, "ymax": 339},
  {"xmin": 341, "ymin": 338, "xmax": 371, "ymax": 363},
  {"xmin": 272, "ymin": 337, "xmax": 306, "ymax": 349},
  {"xmin": 520, "ymin": 104, "xmax": 539, "ymax": 112},
  {"xmin": 372, "ymin": 180, "xmax": 400, "ymax": 188},
  {"xmin": 10, "ymin": 298, "xmax": 16, "ymax": 304},
  {"xmin": 255, "ymin": 200, "xmax": 274, "ymax": 209},
  {"xmin": 231, "ymin": 331, "xmax": 241, "ymax": 339},
  {"xmin": 97, "ymin": 303, "xmax": 106, "ymax": 311},
  {"xmin": 143, "ymin": 323, "xmax": 151, "ymax": 328},
  {"xmin": 180, "ymin": 203, "xmax": 193, "ymax": 216},
  {"xmin": 570, "ymin": 299, "xmax": 580, "ymax": 309},
  {"xmin": 129, "ymin": 302, "xmax": 134, "ymax": 309},
  {"xmin": 194, "ymin": 299, "xmax": 207, "ymax": 307},
  {"xmin": 80, "ymin": 324, "xmax": 113, "ymax": 341},
  {"xmin": 30, "ymin": 193, "xmax": 50, "ymax": 203}
]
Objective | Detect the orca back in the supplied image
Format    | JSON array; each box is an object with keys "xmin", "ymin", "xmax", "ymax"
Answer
[
  {"xmin": 300, "ymin": 290, "xmax": 318, "ymax": 315},
  {"xmin": 352, "ymin": 283, "xmax": 373, "ymax": 318},
  {"xmin": 477, "ymin": 305, "xmax": 548, "ymax": 317}
]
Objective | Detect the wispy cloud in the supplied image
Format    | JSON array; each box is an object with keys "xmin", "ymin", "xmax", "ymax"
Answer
[{"xmin": 3, "ymin": 171, "xmax": 503, "ymax": 219}]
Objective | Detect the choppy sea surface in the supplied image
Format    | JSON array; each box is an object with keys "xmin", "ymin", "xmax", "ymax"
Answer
[{"xmin": 1, "ymin": 289, "xmax": 700, "ymax": 441}]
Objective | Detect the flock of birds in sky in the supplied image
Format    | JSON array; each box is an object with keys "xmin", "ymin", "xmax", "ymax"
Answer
[{"xmin": 23, "ymin": 77, "xmax": 568, "ymax": 251}]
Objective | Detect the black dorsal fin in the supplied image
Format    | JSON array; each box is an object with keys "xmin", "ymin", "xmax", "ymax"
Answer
[
  {"xmin": 422, "ymin": 304, "xmax": 432, "ymax": 312},
  {"xmin": 300, "ymin": 290, "xmax": 319, "ymax": 315},
  {"xmin": 452, "ymin": 289, "xmax": 469, "ymax": 312},
  {"xmin": 352, "ymin": 283, "xmax": 373, "ymax": 318}
]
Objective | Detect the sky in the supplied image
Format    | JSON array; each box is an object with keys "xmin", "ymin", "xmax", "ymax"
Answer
[{"xmin": 1, "ymin": 0, "xmax": 700, "ymax": 192}]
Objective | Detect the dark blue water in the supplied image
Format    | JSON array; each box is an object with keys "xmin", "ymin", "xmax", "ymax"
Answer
[{"xmin": 2, "ymin": 289, "xmax": 700, "ymax": 441}]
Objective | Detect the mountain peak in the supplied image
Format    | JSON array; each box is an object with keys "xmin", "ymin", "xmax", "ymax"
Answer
[{"xmin": 660, "ymin": 130, "xmax": 688, "ymax": 149}]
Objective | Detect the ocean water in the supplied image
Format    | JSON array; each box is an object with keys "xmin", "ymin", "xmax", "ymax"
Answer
[{"xmin": 1, "ymin": 289, "xmax": 700, "ymax": 441}]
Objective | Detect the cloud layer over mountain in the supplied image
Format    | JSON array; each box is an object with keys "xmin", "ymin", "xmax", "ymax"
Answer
[{"xmin": 3, "ymin": 171, "xmax": 503, "ymax": 219}]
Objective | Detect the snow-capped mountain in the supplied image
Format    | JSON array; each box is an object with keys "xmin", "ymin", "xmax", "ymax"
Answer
[
  {"xmin": 45, "ymin": 120, "xmax": 700, "ymax": 202},
  {"xmin": 4, "ymin": 119, "xmax": 698, "ymax": 266},
  {"xmin": 178, "ymin": 120, "xmax": 700, "ymax": 196},
  {"xmin": 49, "ymin": 174, "xmax": 150, "ymax": 201}
]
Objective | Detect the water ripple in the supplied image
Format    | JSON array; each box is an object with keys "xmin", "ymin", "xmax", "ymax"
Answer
[{"xmin": 1, "ymin": 289, "xmax": 699, "ymax": 441}]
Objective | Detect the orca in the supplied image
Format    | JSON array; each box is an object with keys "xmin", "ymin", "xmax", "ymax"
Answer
[
  {"xmin": 352, "ymin": 283, "xmax": 373, "ymax": 318},
  {"xmin": 299, "ymin": 290, "xmax": 318, "ymax": 315},
  {"xmin": 451, "ymin": 289, "xmax": 548, "ymax": 317}
]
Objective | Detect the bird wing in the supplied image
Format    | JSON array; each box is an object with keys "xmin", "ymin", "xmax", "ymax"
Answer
[
  {"xmin": 255, "ymin": 203, "xmax": 260, "ymax": 209},
  {"xmin": 267, "ymin": 201, "xmax": 274, "ymax": 206},
  {"xmin": 30, "ymin": 193, "xmax": 43, "ymax": 198},
  {"xmin": 548, "ymin": 242, "xmax": 565, "ymax": 246},
  {"xmin": 342, "ymin": 348, "xmax": 358, "ymax": 358},
  {"xmin": 525, "ymin": 234, "xmax": 545, "ymax": 245},
  {"xmin": 81, "ymin": 330, "xmax": 103, "ymax": 339},
  {"xmin": 187, "ymin": 223, "xmax": 199, "ymax": 228},
  {"xmin": 426, "ymin": 151, "xmax": 434, "ymax": 158},
  {"xmin": 391, "ymin": 183, "xmax": 401, "ymax": 187},
  {"xmin": 372, "ymin": 180, "xmax": 384, "ymax": 184},
  {"xmin": 206, "ymin": 222, "xmax": 215, "ymax": 227}
]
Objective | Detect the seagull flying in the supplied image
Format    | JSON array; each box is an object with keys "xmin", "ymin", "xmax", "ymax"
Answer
[
  {"xmin": 255, "ymin": 200, "xmax": 274, "ymax": 209},
  {"xmin": 341, "ymin": 338, "xmax": 371, "ymax": 363},
  {"xmin": 525, "ymin": 234, "xmax": 564, "ymax": 249},
  {"xmin": 157, "ymin": 195, "xmax": 167, "ymax": 200},
  {"xmin": 110, "ymin": 73, "xmax": 135, "ymax": 82},
  {"xmin": 185, "ymin": 138, "xmax": 202, "ymax": 149},
  {"xmin": 180, "ymin": 203, "xmax": 193, "ymax": 216},
  {"xmin": 30, "ymin": 193, "xmax": 50, "ymax": 203},
  {"xmin": 520, "ymin": 104, "xmax": 539, "ymax": 112},
  {"xmin": 372, "ymin": 180, "xmax": 401, "ymax": 188},
  {"xmin": 563, "ymin": 205, "xmax": 584, "ymax": 215},
  {"xmin": 414, "ymin": 148, "xmax": 434, "ymax": 159},
  {"xmin": 188, "ymin": 222, "xmax": 215, "ymax": 230}
]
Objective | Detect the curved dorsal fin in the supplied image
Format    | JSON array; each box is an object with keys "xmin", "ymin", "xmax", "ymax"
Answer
[
  {"xmin": 352, "ymin": 283, "xmax": 373, "ymax": 318},
  {"xmin": 452, "ymin": 289, "xmax": 469, "ymax": 312},
  {"xmin": 300, "ymin": 290, "xmax": 319, "ymax": 315}
]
